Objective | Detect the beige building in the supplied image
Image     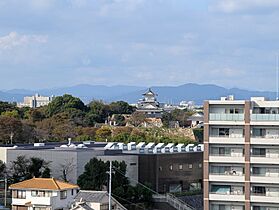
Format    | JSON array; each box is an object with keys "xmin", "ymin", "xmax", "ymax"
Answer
[
  {"xmin": 17, "ymin": 93, "xmax": 54, "ymax": 108},
  {"xmin": 204, "ymin": 96, "xmax": 279, "ymax": 210}
]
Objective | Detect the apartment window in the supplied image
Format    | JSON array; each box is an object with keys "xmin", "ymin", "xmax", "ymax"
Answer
[
  {"xmin": 169, "ymin": 165, "xmax": 173, "ymax": 171},
  {"xmin": 252, "ymin": 148, "xmax": 266, "ymax": 156},
  {"xmin": 198, "ymin": 163, "xmax": 202, "ymax": 168},
  {"xmin": 179, "ymin": 164, "xmax": 183, "ymax": 170},
  {"xmin": 130, "ymin": 163, "xmax": 137, "ymax": 166},
  {"xmin": 252, "ymin": 186, "xmax": 266, "ymax": 195},
  {"xmin": 60, "ymin": 190, "xmax": 67, "ymax": 199},
  {"xmin": 71, "ymin": 189, "xmax": 74, "ymax": 196},
  {"xmin": 253, "ymin": 128, "xmax": 266, "ymax": 137},
  {"xmin": 188, "ymin": 164, "xmax": 193, "ymax": 169},
  {"xmin": 219, "ymin": 128, "xmax": 229, "ymax": 137}
]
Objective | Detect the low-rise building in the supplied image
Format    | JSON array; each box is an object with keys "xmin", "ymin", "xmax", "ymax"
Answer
[
  {"xmin": 9, "ymin": 177, "xmax": 79, "ymax": 210},
  {"xmin": 71, "ymin": 190, "xmax": 127, "ymax": 210}
]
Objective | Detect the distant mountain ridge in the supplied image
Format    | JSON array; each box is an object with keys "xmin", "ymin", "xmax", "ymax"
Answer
[{"xmin": 1, "ymin": 83, "xmax": 276, "ymax": 105}]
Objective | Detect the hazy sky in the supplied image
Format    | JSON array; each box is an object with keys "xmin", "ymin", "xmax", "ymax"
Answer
[{"xmin": 1, "ymin": 0, "xmax": 279, "ymax": 91}]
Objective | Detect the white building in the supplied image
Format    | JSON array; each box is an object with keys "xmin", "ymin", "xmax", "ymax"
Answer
[
  {"xmin": 9, "ymin": 177, "xmax": 79, "ymax": 210},
  {"xmin": 204, "ymin": 96, "xmax": 279, "ymax": 210},
  {"xmin": 71, "ymin": 190, "xmax": 127, "ymax": 210},
  {"xmin": 17, "ymin": 93, "xmax": 54, "ymax": 108}
]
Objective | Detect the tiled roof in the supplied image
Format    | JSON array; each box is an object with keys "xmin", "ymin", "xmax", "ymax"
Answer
[{"xmin": 9, "ymin": 177, "xmax": 79, "ymax": 190}]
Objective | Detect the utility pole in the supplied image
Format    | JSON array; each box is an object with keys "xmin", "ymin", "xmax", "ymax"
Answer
[
  {"xmin": 4, "ymin": 176, "xmax": 7, "ymax": 207},
  {"xmin": 108, "ymin": 160, "xmax": 112, "ymax": 210}
]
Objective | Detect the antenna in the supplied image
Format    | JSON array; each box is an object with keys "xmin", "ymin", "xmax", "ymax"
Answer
[{"xmin": 277, "ymin": 54, "xmax": 279, "ymax": 100}]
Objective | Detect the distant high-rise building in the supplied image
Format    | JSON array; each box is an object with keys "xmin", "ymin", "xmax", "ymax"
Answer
[
  {"xmin": 204, "ymin": 96, "xmax": 279, "ymax": 210},
  {"xmin": 17, "ymin": 93, "xmax": 54, "ymax": 108}
]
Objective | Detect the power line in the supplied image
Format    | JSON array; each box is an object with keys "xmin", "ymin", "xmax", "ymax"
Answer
[
  {"xmin": 112, "ymin": 166, "xmax": 159, "ymax": 195},
  {"xmin": 112, "ymin": 193, "xmax": 146, "ymax": 210}
]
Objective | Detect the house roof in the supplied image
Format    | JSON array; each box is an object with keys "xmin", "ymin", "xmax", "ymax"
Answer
[
  {"xmin": 71, "ymin": 202, "xmax": 94, "ymax": 210},
  {"xmin": 74, "ymin": 190, "xmax": 127, "ymax": 210},
  {"xmin": 9, "ymin": 177, "xmax": 79, "ymax": 191}
]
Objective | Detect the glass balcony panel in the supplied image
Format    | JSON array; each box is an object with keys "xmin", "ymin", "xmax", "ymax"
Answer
[{"xmin": 209, "ymin": 113, "xmax": 244, "ymax": 121}]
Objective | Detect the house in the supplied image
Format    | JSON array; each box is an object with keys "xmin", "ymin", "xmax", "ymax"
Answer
[
  {"xmin": 71, "ymin": 190, "xmax": 127, "ymax": 210},
  {"xmin": 187, "ymin": 112, "xmax": 204, "ymax": 127},
  {"xmin": 9, "ymin": 177, "xmax": 79, "ymax": 210}
]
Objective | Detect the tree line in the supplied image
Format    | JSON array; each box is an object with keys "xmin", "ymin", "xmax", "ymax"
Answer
[{"xmin": 0, "ymin": 94, "xmax": 196, "ymax": 144}]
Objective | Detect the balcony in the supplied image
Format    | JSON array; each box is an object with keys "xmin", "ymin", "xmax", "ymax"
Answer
[
  {"xmin": 251, "ymin": 137, "xmax": 279, "ymax": 145},
  {"xmin": 209, "ymin": 154, "xmax": 244, "ymax": 163},
  {"xmin": 209, "ymin": 192, "xmax": 245, "ymax": 202},
  {"xmin": 209, "ymin": 173, "xmax": 245, "ymax": 183},
  {"xmin": 251, "ymin": 193, "xmax": 279, "ymax": 204},
  {"xmin": 251, "ymin": 174, "xmax": 279, "ymax": 184},
  {"xmin": 209, "ymin": 136, "xmax": 245, "ymax": 144},
  {"xmin": 12, "ymin": 196, "xmax": 54, "ymax": 206},
  {"xmin": 251, "ymin": 114, "xmax": 279, "ymax": 125},
  {"xmin": 209, "ymin": 113, "xmax": 244, "ymax": 122},
  {"xmin": 250, "ymin": 155, "xmax": 279, "ymax": 164}
]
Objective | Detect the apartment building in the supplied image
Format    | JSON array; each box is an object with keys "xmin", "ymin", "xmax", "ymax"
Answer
[{"xmin": 204, "ymin": 96, "xmax": 279, "ymax": 210}]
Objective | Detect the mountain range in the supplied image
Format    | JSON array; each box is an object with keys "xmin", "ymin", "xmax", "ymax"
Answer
[{"xmin": 0, "ymin": 83, "xmax": 276, "ymax": 105}]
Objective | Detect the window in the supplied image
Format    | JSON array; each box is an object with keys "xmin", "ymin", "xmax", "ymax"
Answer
[
  {"xmin": 159, "ymin": 166, "xmax": 163, "ymax": 171},
  {"xmin": 252, "ymin": 148, "xmax": 266, "ymax": 156},
  {"xmin": 252, "ymin": 186, "xmax": 266, "ymax": 195},
  {"xmin": 12, "ymin": 190, "xmax": 26, "ymax": 199},
  {"xmin": 130, "ymin": 163, "xmax": 137, "ymax": 166},
  {"xmin": 60, "ymin": 190, "xmax": 67, "ymax": 199},
  {"xmin": 198, "ymin": 163, "xmax": 202, "ymax": 168},
  {"xmin": 71, "ymin": 189, "xmax": 74, "ymax": 196},
  {"xmin": 179, "ymin": 164, "xmax": 183, "ymax": 170},
  {"xmin": 219, "ymin": 128, "xmax": 229, "ymax": 137},
  {"xmin": 18, "ymin": 190, "xmax": 26, "ymax": 199},
  {"xmin": 38, "ymin": 191, "xmax": 45, "ymax": 197},
  {"xmin": 188, "ymin": 164, "xmax": 193, "ymax": 169},
  {"xmin": 31, "ymin": 190, "xmax": 38, "ymax": 197},
  {"xmin": 169, "ymin": 165, "xmax": 173, "ymax": 171},
  {"xmin": 45, "ymin": 191, "xmax": 52, "ymax": 197}
]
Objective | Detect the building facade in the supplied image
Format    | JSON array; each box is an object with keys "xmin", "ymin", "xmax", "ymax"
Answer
[
  {"xmin": 204, "ymin": 96, "xmax": 279, "ymax": 210},
  {"xmin": 17, "ymin": 94, "xmax": 54, "ymax": 108},
  {"xmin": 139, "ymin": 152, "xmax": 203, "ymax": 193}
]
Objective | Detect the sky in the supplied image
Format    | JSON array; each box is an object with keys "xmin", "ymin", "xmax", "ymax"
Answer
[{"xmin": 1, "ymin": 0, "xmax": 279, "ymax": 91}]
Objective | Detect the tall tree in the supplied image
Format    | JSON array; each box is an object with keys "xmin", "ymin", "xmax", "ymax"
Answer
[
  {"xmin": 46, "ymin": 94, "xmax": 86, "ymax": 117},
  {"xmin": 9, "ymin": 156, "xmax": 51, "ymax": 183},
  {"xmin": 0, "ymin": 116, "xmax": 23, "ymax": 144}
]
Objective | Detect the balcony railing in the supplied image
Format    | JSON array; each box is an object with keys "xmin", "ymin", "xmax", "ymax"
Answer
[
  {"xmin": 210, "ymin": 171, "xmax": 244, "ymax": 176},
  {"xmin": 251, "ymin": 114, "xmax": 279, "ymax": 121},
  {"xmin": 209, "ymin": 113, "xmax": 244, "ymax": 121},
  {"xmin": 210, "ymin": 191, "xmax": 244, "ymax": 195},
  {"xmin": 210, "ymin": 135, "xmax": 244, "ymax": 138},
  {"xmin": 210, "ymin": 153, "xmax": 243, "ymax": 157}
]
